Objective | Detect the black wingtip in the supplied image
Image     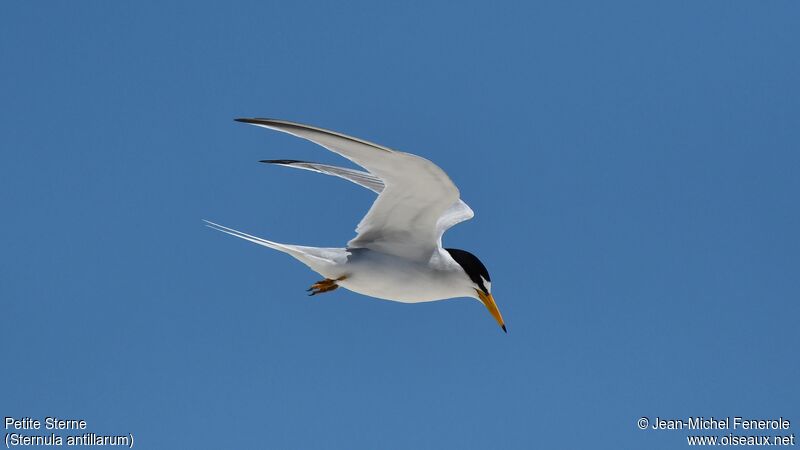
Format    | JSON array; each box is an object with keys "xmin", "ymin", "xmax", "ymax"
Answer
[
  {"xmin": 260, "ymin": 159, "xmax": 306, "ymax": 165},
  {"xmin": 235, "ymin": 118, "xmax": 269, "ymax": 125},
  {"xmin": 501, "ymin": 324, "xmax": 507, "ymax": 333},
  {"xmin": 235, "ymin": 117, "xmax": 276, "ymax": 124}
]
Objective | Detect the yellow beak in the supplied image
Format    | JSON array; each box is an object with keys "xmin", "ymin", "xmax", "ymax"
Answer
[{"xmin": 477, "ymin": 290, "xmax": 506, "ymax": 333}]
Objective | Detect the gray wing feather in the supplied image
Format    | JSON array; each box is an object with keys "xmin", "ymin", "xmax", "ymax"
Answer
[
  {"xmin": 262, "ymin": 160, "xmax": 384, "ymax": 193},
  {"xmin": 240, "ymin": 118, "xmax": 466, "ymax": 260}
]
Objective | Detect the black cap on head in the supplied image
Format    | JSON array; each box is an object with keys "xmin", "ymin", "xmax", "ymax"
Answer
[{"xmin": 445, "ymin": 248, "xmax": 490, "ymax": 293}]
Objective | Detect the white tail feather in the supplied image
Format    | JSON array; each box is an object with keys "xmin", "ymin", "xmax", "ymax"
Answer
[
  {"xmin": 205, "ymin": 220, "xmax": 301, "ymax": 254},
  {"xmin": 203, "ymin": 220, "xmax": 347, "ymax": 275}
]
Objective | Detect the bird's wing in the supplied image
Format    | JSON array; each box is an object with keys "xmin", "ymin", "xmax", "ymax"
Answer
[
  {"xmin": 435, "ymin": 200, "xmax": 475, "ymax": 247},
  {"xmin": 263, "ymin": 159, "xmax": 474, "ymax": 249},
  {"xmin": 238, "ymin": 118, "xmax": 467, "ymax": 260},
  {"xmin": 261, "ymin": 160, "xmax": 384, "ymax": 193}
]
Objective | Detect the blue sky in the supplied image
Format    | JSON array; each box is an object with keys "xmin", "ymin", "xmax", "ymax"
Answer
[{"xmin": 2, "ymin": 1, "xmax": 798, "ymax": 448}]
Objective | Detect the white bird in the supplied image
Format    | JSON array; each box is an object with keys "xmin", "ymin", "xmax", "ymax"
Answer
[{"xmin": 206, "ymin": 118, "xmax": 506, "ymax": 332}]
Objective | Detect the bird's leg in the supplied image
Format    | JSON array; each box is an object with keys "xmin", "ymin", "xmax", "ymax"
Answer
[
  {"xmin": 307, "ymin": 276, "xmax": 347, "ymax": 296},
  {"xmin": 308, "ymin": 283, "xmax": 339, "ymax": 296},
  {"xmin": 307, "ymin": 279, "xmax": 335, "ymax": 293}
]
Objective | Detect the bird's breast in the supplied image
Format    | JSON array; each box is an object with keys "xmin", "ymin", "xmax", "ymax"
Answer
[{"xmin": 335, "ymin": 249, "xmax": 469, "ymax": 303}]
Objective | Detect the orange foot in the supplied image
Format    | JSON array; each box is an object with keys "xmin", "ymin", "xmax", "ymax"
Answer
[{"xmin": 307, "ymin": 276, "xmax": 347, "ymax": 296}]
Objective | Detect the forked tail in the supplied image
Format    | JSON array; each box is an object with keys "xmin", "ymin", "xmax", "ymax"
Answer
[{"xmin": 203, "ymin": 220, "xmax": 346, "ymax": 274}]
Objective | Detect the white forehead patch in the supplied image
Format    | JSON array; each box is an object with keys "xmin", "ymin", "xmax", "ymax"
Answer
[{"xmin": 481, "ymin": 276, "xmax": 491, "ymax": 293}]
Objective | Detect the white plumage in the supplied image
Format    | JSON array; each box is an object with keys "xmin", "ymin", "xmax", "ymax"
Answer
[{"xmin": 206, "ymin": 118, "xmax": 505, "ymax": 331}]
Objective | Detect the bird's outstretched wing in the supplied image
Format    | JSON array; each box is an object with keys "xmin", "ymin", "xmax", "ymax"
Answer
[
  {"xmin": 260, "ymin": 160, "xmax": 384, "ymax": 193},
  {"xmin": 238, "ymin": 118, "xmax": 470, "ymax": 260},
  {"xmin": 262, "ymin": 159, "xmax": 474, "ymax": 248}
]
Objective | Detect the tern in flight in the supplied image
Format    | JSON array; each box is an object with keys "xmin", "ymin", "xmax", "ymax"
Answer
[{"xmin": 206, "ymin": 118, "xmax": 506, "ymax": 332}]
